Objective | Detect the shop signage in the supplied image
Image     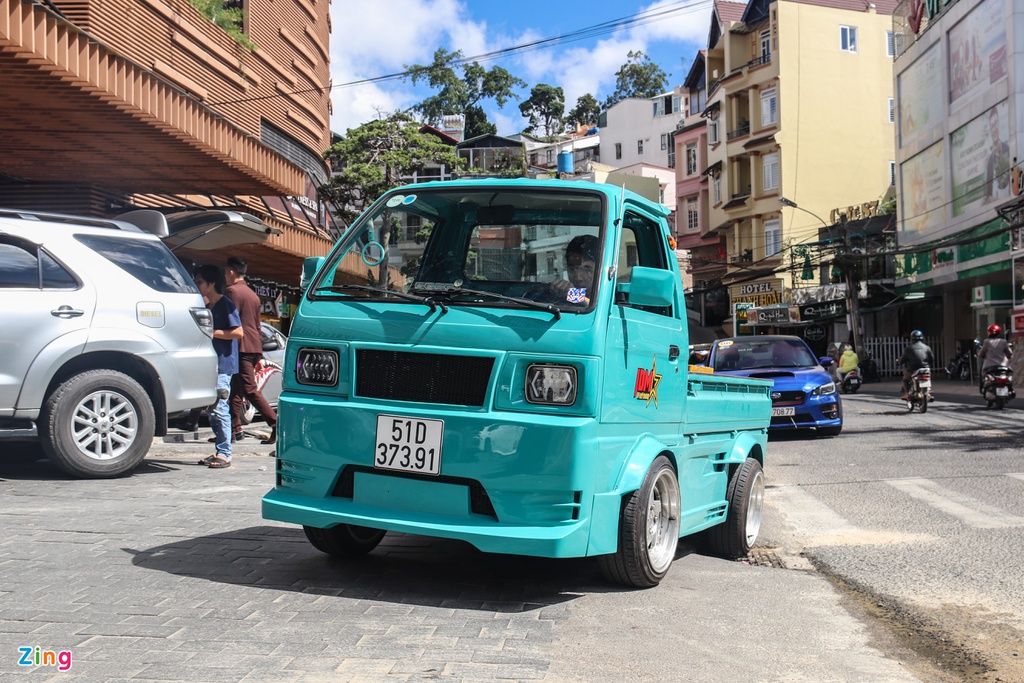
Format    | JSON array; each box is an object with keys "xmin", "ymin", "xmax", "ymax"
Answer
[
  {"xmin": 931, "ymin": 247, "xmax": 955, "ymax": 271},
  {"xmin": 799, "ymin": 299, "xmax": 847, "ymax": 321},
  {"xmin": 729, "ymin": 278, "xmax": 784, "ymax": 307},
  {"xmin": 829, "ymin": 200, "xmax": 881, "ymax": 225},
  {"xmin": 804, "ymin": 325, "xmax": 826, "ymax": 342},
  {"xmin": 1013, "ymin": 310, "xmax": 1024, "ymax": 334},
  {"xmin": 748, "ymin": 304, "xmax": 800, "ymax": 325},
  {"xmin": 733, "ymin": 302, "xmax": 754, "ymax": 336}
]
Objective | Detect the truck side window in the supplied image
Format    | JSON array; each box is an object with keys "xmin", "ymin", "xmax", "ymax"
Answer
[{"xmin": 616, "ymin": 212, "xmax": 672, "ymax": 317}]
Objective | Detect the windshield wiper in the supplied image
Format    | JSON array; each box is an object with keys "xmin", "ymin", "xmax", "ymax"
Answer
[
  {"xmin": 315, "ymin": 284, "xmax": 447, "ymax": 313},
  {"xmin": 425, "ymin": 285, "xmax": 560, "ymax": 320}
]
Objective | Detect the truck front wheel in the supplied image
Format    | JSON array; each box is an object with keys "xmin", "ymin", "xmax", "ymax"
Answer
[
  {"xmin": 303, "ymin": 524, "xmax": 386, "ymax": 557},
  {"xmin": 704, "ymin": 457, "xmax": 764, "ymax": 559},
  {"xmin": 599, "ymin": 455, "xmax": 680, "ymax": 588}
]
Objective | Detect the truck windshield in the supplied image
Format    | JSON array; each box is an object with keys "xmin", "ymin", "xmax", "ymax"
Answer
[{"xmin": 310, "ymin": 187, "xmax": 605, "ymax": 312}]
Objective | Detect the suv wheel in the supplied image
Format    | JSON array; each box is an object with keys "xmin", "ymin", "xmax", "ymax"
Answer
[{"xmin": 40, "ymin": 370, "xmax": 155, "ymax": 478}]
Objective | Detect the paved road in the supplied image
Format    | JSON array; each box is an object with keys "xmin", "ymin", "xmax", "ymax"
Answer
[{"xmin": 0, "ymin": 415, "xmax": 943, "ymax": 683}]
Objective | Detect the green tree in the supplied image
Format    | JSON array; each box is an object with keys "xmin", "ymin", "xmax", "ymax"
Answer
[
  {"xmin": 186, "ymin": 0, "xmax": 255, "ymax": 49},
  {"xmin": 566, "ymin": 93, "xmax": 601, "ymax": 130},
  {"xmin": 519, "ymin": 84, "xmax": 565, "ymax": 138},
  {"xmin": 405, "ymin": 48, "xmax": 525, "ymax": 139},
  {"xmin": 603, "ymin": 50, "xmax": 668, "ymax": 108},
  {"xmin": 319, "ymin": 111, "xmax": 464, "ymax": 225}
]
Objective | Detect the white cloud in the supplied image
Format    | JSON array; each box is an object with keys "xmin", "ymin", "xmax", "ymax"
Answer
[{"xmin": 328, "ymin": 0, "xmax": 713, "ymax": 135}]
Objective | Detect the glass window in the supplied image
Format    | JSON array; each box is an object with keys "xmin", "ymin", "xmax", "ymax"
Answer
[
  {"xmin": 762, "ymin": 153, "xmax": 780, "ymax": 191},
  {"xmin": 886, "ymin": 30, "xmax": 894, "ymax": 57},
  {"xmin": 616, "ymin": 212, "xmax": 672, "ymax": 317},
  {"xmin": 686, "ymin": 143, "xmax": 698, "ymax": 175},
  {"xmin": 840, "ymin": 26, "xmax": 858, "ymax": 53},
  {"xmin": 764, "ymin": 219, "xmax": 781, "ymax": 256},
  {"xmin": 40, "ymin": 251, "xmax": 78, "ymax": 289},
  {"xmin": 615, "ymin": 143, "xmax": 622, "ymax": 160},
  {"xmin": 713, "ymin": 175, "xmax": 722, "ymax": 204},
  {"xmin": 714, "ymin": 337, "xmax": 816, "ymax": 371},
  {"xmin": 760, "ymin": 29, "xmax": 771, "ymax": 60},
  {"xmin": 75, "ymin": 235, "xmax": 196, "ymax": 293},
  {"xmin": 638, "ymin": 140, "xmax": 644, "ymax": 155},
  {"xmin": 760, "ymin": 88, "xmax": 778, "ymax": 126},
  {"xmin": 660, "ymin": 134, "xmax": 668, "ymax": 150},
  {"xmin": 708, "ymin": 117, "xmax": 720, "ymax": 144},
  {"xmin": 888, "ymin": 97, "xmax": 894, "ymax": 123},
  {"xmin": 0, "ymin": 241, "xmax": 39, "ymax": 288},
  {"xmin": 686, "ymin": 198, "xmax": 699, "ymax": 231}
]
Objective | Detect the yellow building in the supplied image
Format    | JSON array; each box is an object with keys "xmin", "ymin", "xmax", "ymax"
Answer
[{"xmin": 704, "ymin": 0, "xmax": 897, "ymax": 304}]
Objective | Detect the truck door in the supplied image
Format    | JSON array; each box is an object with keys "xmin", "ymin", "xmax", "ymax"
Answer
[{"xmin": 601, "ymin": 210, "xmax": 686, "ymax": 427}]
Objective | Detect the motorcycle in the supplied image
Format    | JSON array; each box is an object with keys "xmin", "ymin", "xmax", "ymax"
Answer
[
  {"xmin": 859, "ymin": 351, "xmax": 880, "ymax": 383},
  {"xmin": 906, "ymin": 367, "xmax": 933, "ymax": 413},
  {"xmin": 840, "ymin": 367, "xmax": 862, "ymax": 394},
  {"xmin": 945, "ymin": 346, "xmax": 972, "ymax": 381},
  {"xmin": 980, "ymin": 365, "xmax": 1015, "ymax": 410}
]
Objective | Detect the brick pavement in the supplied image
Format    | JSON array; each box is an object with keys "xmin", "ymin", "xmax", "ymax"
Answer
[{"xmin": 0, "ymin": 424, "xmax": 926, "ymax": 683}]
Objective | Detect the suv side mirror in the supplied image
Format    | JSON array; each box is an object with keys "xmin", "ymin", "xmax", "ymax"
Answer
[
  {"xmin": 819, "ymin": 356, "xmax": 835, "ymax": 366},
  {"xmin": 625, "ymin": 266, "xmax": 675, "ymax": 308}
]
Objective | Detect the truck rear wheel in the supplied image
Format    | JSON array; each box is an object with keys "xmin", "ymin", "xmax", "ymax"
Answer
[
  {"xmin": 303, "ymin": 524, "xmax": 386, "ymax": 557},
  {"xmin": 704, "ymin": 458, "xmax": 764, "ymax": 559},
  {"xmin": 599, "ymin": 455, "xmax": 680, "ymax": 588},
  {"xmin": 40, "ymin": 370, "xmax": 154, "ymax": 478}
]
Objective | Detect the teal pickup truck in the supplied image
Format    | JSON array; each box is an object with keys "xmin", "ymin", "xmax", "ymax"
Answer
[{"xmin": 262, "ymin": 178, "xmax": 771, "ymax": 587}]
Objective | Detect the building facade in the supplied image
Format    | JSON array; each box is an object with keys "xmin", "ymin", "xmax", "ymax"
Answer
[
  {"xmin": 892, "ymin": 0, "xmax": 1024, "ymax": 372},
  {"xmin": 704, "ymin": 0, "xmax": 898, "ymax": 341},
  {"xmin": 0, "ymin": 0, "xmax": 335, "ymax": 321}
]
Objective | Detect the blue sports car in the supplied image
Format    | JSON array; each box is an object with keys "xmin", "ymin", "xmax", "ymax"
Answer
[{"xmin": 707, "ymin": 335, "xmax": 842, "ymax": 436}]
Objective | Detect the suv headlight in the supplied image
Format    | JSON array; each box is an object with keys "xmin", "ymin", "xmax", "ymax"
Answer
[
  {"xmin": 525, "ymin": 364, "xmax": 577, "ymax": 405},
  {"xmin": 812, "ymin": 382, "xmax": 836, "ymax": 396},
  {"xmin": 296, "ymin": 348, "xmax": 339, "ymax": 386}
]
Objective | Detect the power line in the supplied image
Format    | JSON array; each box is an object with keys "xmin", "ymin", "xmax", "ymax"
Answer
[{"xmin": 205, "ymin": 0, "xmax": 712, "ymax": 109}]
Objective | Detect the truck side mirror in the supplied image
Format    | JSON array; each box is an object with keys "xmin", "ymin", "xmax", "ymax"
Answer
[
  {"xmin": 627, "ymin": 266, "xmax": 675, "ymax": 308},
  {"xmin": 301, "ymin": 256, "xmax": 325, "ymax": 290}
]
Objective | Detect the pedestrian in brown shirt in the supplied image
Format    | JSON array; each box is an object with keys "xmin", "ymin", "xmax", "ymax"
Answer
[{"xmin": 225, "ymin": 256, "xmax": 277, "ymax": 444}]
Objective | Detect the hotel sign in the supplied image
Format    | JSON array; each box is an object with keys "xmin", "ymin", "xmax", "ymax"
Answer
[{"xmin": 729, "ymin": 278, "xmax": 784, "ymax": 307}]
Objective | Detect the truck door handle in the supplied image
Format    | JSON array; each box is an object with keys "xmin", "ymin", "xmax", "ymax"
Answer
[
  {"xmin": 51, "ymin": 305, "xmax": 84, "ymax": 319},
  {"xmin": 669, "ymin": 345, "xmax": 680, "ymax": 360}
]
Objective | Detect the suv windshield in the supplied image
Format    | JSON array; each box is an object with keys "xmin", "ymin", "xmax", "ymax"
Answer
[
  {"xmin": 714, "ymin": 339, "xmax": 817, "ymax": 371},
  {"xmin": 310, "ymin": 187, "xmax": 605, "ymax": 311}
]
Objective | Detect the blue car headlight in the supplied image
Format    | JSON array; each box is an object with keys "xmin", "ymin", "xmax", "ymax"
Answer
[{"xmin": 812, "ymin": 382, "xmax": 837, "ymax": 396}]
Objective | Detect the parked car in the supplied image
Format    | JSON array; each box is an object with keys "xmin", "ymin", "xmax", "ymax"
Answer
[
  {"xmin": 707, "ymin": 335, "xmax": 842, "ymax": 436},
  {"xmin": 0, "ymin": 207, "xmax": 277, "ymax": 477}
]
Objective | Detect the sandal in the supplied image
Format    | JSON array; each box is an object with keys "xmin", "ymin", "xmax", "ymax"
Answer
[
  {"xmin": 198, "ymin": 455, "xmax": 216, "ymax": 466},
  {"xmin": 207, "ymin": 456, "xmax": 232, "ymax": 469}
]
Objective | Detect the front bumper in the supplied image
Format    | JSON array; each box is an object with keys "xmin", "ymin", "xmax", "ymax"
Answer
[{"xmin": 769, "ymin": 395, "xmax": 842, "ymax": 431}]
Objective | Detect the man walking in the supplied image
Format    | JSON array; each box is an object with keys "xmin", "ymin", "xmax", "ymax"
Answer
[
  {"xmin": 193, "ymin": 265, "xmax": 242, "ymax": 468},
  {"xmin": 225, "ymin": 256, "xmax": 277, "ymax": 444}
]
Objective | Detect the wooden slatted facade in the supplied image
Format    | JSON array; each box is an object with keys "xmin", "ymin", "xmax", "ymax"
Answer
[{"xmin": 0, "ymin": 0, "xmax": 335, "ymax": 286}]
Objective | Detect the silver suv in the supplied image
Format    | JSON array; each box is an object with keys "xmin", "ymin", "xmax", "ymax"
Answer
[{"xmin": 0, "ymin": 208, "xmax": 268, "ymax": 478}]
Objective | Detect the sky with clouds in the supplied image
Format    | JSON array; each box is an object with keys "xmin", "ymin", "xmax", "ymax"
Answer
[{"xmin": 329, "ymin": 0, "xmax": 714, "ymax": 136}]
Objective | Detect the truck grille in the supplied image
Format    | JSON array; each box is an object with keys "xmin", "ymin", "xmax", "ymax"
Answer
[{"xmin": 355, "ymin": 349, "xmax": 494, "ymax": 406}]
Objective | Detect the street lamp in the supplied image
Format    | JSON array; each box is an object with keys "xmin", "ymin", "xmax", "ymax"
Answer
[{"xmin": 778, "ymin": 197, "xmax": 863, "ymax": 354}]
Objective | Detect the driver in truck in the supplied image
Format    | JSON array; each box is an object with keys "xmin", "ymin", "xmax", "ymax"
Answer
[{"xmin": 549, "ymin": 234, "xmax": 598, "ymax": 306}]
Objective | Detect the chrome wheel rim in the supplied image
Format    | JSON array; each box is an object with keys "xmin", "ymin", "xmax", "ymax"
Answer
[
  {"xmin": 745, "ymin": 469, "xmax": 765, "ymax": 545},
  {"xmin": 645, "ymin": 468, "xmax": 681, "ymax": 573},
  {"xmin": 72, "ymin": 390, "xmax": 138, "ymax": 460}
]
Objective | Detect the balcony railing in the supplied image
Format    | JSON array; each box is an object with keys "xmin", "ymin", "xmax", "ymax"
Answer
[{"xmin": 727, "ymin": 124, "xmax": 750, "ymax": 141}]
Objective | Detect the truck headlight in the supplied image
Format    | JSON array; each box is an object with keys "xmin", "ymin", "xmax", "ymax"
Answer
[
  {"xmin": 812, "ymin": 382, "xmax": 836, "ymax": 396},
  {"xmin": 525, "ymin": 364, "xmax": 577, "ymax": 405},
  {"xmin": 296, "ymin": 348, "xmax": 339, "ymax": 386}
]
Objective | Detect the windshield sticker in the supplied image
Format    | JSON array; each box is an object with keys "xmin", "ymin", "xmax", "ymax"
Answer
[
  {"xmin": 566, "ymin": 287, "xmax": 587, "ymax": 303},
  {"xmin": 402, "ymin": 194, "xmax": 417, "ymax": 204},
  {"xmin": 717, "ymin": 340, "xmax": 733, "ymax": 347},
  {"xmin": 634, "ymin": 356, "xmax": 662, "ymax": 408},
  {"xmin": 385, "ymin": 195, "xmax": 405, "ymax": 207}
]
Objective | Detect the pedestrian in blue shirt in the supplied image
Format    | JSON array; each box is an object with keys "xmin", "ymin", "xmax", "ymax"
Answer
[{"xmin": 193, "ymin": 264, "xmax": 243, "ymax": 469}]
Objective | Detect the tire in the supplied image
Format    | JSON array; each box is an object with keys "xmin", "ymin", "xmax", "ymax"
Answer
[
  {"xmin": 704, "ymin": 458, "xmax": 764, "ymax": 559},
  {"xmin": 920, "ymin": 394, "xmax": 928, "ymax": 413},
  {"xmin": 994, "ymin": 397, "xmax": 1005, "ymax": 410},
  {"xmin": 303, "ymin": 524, "xmax": 386, "ymax": 557},
  {"xmin": 599, "ymin": 455, "xmax": 680, "ymax": 588},
  {"xmin": 907, "ymin": 400, "xmax": 914, "ymax": 412},
  {"xmin": 959, "ymin": 365, "xmax": 970, "ymax": 381},
  {"xmin": 819, "ymin": 424, "xmax": 843, "ymax": 437},
  {"xmin": 40, "ymin": 370, "xmax": 155, "ymax": 478}
]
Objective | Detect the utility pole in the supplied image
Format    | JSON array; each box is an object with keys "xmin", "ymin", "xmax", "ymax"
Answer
[{"xmin": 841, "ymin": 215, "xmax": 864, "ymax": 354}]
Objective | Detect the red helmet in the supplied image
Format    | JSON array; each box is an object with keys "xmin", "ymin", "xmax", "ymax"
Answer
[{"xmin": 988, "ymin": 324, "xmax": 1002, "ymax": 336}]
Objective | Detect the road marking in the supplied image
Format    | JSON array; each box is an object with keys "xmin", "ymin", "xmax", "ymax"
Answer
[
  {"xmin": 1007, "ymin": 473, "xmax": 1024, "ymax": 483},
  {"xmin": 886, "ymin": 478, "xmax": 1024, "ymax": 529},
  {"xmin": 768, "ymin": 486, "xmax": 935, "ymax": 546}
]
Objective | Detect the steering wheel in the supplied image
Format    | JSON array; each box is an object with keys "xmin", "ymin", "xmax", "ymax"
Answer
[{"xmin": 522, "ymin": 283, "xmax": 557, "ymax": 302}]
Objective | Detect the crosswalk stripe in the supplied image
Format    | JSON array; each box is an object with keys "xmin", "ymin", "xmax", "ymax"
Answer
[
  {"xmin": 885, "ymin": 478, "xmax": 1024, "ymax": 529},
  {"xmin": 769, "ymin": 486, "xmax": 857, "ymax": 537},
  {"xmin": 1007, "ymin": 473, "xmax": 1024, "ymax": 483}
]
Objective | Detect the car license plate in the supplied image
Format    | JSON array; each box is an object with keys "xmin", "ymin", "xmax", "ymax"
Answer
[
  {"xmin": 997, "ymin": 386, "xmax": 1009, "ymax": 396},
  {"xmin": 919, "ymin": 380, "xmax": 931, "ymax": 388},
  {"xmin": 374, "ymin": 415, "xmax": 443, "ymax": 475},
  {"xmin": 771, "ymin": 407, "xmax": 795, "ymax": 417}
]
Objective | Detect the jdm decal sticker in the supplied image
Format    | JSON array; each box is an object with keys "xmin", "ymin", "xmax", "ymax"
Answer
[{"xmin": 634, "ymin": 355, "xmax": 662, "ymax": 408}]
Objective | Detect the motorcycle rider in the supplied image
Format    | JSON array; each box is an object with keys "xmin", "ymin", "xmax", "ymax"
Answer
[
  {"xmin": 977, "ymin": 324, "xmax": 1012, "ymax": 390},
  {"xmin": 838, "ymin": 343, "xmax": 859, "ymax": 381},
  {"xmin": 899, "ymin": 330, "xmax": 934, "ymax": 400}
]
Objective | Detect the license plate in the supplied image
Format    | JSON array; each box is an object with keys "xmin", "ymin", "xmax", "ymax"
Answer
[
  {"xmin": 374, "ymin": 415, "xmax": 443, "ymax": 475},
  {"xmin": 997, "ymin": 386, "xmax": 1009, "ymax": 396},
  {"xmin": 771, "ymin": 407, "xmax": 796, "ymax": 417},
  {"xmin": 918, "ymin": 380, "xmax": 931, "ymax": 388}
]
